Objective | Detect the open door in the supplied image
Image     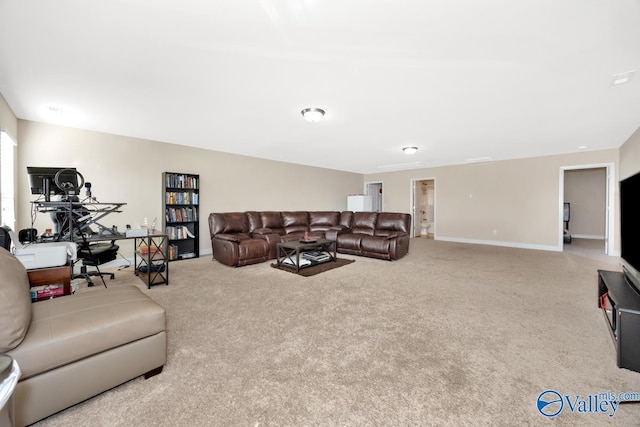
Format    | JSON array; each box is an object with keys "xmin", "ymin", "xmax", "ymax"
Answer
[
  {"xmin": 410, "ymin": 178, "xmax": 435, "ymax": 238},
  {"xmin": 365, "ymin": 182, "xmax": 383, "ymax": 212},
  {"xmin": 561, "ymin": 164, "xmax": 614, "ymax": 255}
]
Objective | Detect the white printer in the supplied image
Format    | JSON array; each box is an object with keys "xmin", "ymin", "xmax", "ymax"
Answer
[{"xmin": 8, "ymin": 230, "xmax": 77, "ymax": 270}]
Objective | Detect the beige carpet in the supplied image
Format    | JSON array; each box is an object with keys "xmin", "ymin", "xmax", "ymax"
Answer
[{"xmin": 33, "ymin": 238, "xmax": 640, "ymax": 426}]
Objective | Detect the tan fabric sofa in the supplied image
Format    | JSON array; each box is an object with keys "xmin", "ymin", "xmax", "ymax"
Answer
[{"xmin": 0, "ymin": 247, "xmax": 166, "ymax": 427}]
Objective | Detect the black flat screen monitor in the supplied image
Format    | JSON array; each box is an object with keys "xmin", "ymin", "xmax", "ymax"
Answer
[
  {"xmin": 620, "ymin": 170, "xmax": 640, "ymax": 293},
  {"xmin": 27, "ymin": 166, "xmax": 79, "ymax": 200}
]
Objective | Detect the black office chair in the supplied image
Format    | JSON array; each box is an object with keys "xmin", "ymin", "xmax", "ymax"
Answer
[
  {"xmin": 0, "ymin": 226, "xmax": 11, "ymax": 250},
  {"xmin": 74, "ymin": 241, "xmax": 120, "ymax": 287}
]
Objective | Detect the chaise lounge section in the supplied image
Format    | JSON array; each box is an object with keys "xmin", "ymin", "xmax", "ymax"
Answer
[
  {"xmin": 0, "ymin": 247, "xmax": 167, "ymax": 427},
  {"xmin": 208, "ymin": 210, "xmax": 411, "ymax": 267}
]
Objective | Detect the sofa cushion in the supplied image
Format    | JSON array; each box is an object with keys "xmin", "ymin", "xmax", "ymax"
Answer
[
  {"xmin": 282, "ymin": 211, "xmax": 309, "ymax": 235},
  {"xmin": 221, "ymin": 212, "xmax": 249, "ymax": 233},
  {"xmin": 309, "ymin": 211, "xmax": 340, "ymax": 227},
  {"xmin": 361, "ymin": 235, "xmax": 391, "ymax": 254},
  {"xmin": 7, "ymin": 285, "xmax": 165, "ymax": 380},
  {"xmin": 238, "ymin": 239, "xmax": 270, "ymax": 261},
  {"xmin": 261, "ymin": 212, "xmax": 284, "ymax": 230},
  {"xmin": 209, "ymin": 212, "xmax": 248, "ymax": 236},
  {"xmin": 376, "ymin": 212, "xmax": 410, "ymax": 234},
  {"xmin": 339, "ymin": 211, "xmax": 353, "ymax": 228},
  {"xmin": 281, "ymin": 211, "xmax": 308, "ymax": 227},
  {"xmin": 0, "ymin": 247, "xmax": 32, "ymax": 352},
  {"xmin": 336, "ymin": 233, "xmax": 362, "ymax": 250},
  {"xmin": 350, "ymin": 212, "xmax": 378, "ymax": 236},
  {"xmin": 246, "ymin": 211, "xmax": 262, "ymax": 232}
]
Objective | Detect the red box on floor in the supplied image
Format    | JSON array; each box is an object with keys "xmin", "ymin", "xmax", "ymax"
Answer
[{"xmin": 30, "ymin": 284, "xmax": 65, "ymax": 302}]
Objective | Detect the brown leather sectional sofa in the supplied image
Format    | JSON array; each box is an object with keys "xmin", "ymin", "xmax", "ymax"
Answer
[{"xmin": 208, "ymin": 210, "xmax": 411, "ymax": 267}]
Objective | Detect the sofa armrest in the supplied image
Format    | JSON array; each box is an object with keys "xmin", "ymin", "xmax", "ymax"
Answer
[
  {"xmin": 325, "ymin": 226, "xmax": 348, "ymax": 241},
  {"xmin": 252, "ymin": 227, "xmax": 273, "ymax": 235},
  {"xmin": 214, "ymin": 233, "xmax": 241, "ymax": 243},
  {"xmin": 374, "ymin": 230, "xmax": 405, "ymax": 239}
]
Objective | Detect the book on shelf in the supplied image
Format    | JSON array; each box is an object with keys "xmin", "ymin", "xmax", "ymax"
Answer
[
  {"xmin": 165, "ymin": 206, "xmax": 198, "ymax": 222},
  {"xmin": 165, "ymin": 192, "xmax": 199, "ymax": 205},
  {"xmin": 168, "ymin": 244, "xmax": 179, "ymax": 260},
  {"xmin": 165, "ymin": 174, "xmax": 199, "ymax": 189},
  {"xmin": 165, "ymin": 225, "xmax": 196, "ymax": 240}
]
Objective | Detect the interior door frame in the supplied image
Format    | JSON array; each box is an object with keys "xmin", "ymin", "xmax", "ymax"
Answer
[
  {"xmin": 364, "ymin": 181, "xmax": 383, "ymax": 212},
  {"xmin": 409, "ymin": 176, "xmax": 436, "ymax": 238},
  {"xmin": 559, "ymin": 162, "xmax": 615, "ymax": 255}
]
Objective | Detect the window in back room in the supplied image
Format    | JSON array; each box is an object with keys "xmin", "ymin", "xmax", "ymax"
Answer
[{"xmin": 0, "ymin": 130, "xmax": 16, "ymax": 231}]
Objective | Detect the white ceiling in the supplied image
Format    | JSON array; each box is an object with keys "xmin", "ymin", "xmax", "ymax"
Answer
[{"xmin": 1, "ymin": 0, "xmax": 639, "ymax": 174}]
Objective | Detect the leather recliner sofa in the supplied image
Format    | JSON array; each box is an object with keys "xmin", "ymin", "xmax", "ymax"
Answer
[
  {"xmin": 0, "ymin": 247, "xmax": 167, "ymax": 427},
  {"xmin": 208, "ymin": 210, "xmax": 411, "ymax": 267},
  {"xmin": 336, "ymin": 211, "xmax": 411, "ymax": 260}
]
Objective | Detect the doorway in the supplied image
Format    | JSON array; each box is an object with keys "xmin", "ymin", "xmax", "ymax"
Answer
[
  {"xmin": 365, "ymin": 182, "xmax": 383, "ymax": 212},
  {"xmin": 560, "ymin": 164, "xmax": 614, "ymax": 255},
  {"xmin": 410, "ymin": 178, "xmax": 435, "ymax": 238}
]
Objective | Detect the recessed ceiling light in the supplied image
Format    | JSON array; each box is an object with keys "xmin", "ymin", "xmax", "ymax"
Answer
[
  {"xmin": 611, "ymin": 70, "xmax": 636, "ymax": 86},
  {"xmin": 578, "ymin": 145, "xmax": 588, "ymax": 150}
]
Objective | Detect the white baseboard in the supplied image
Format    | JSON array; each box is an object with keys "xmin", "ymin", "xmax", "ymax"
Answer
[
  {"xmin": 434, "ymin": 236, "xmax": 562, "ymax": 252},
  {"xmin": 570, "ymin": 234, "xmax": 605, "ymax": 240}
]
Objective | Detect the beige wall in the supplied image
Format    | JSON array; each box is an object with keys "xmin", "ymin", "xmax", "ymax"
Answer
[
  {"xmin": 14, "ymin": 117, "xmax": 639, "ymax": 258},
  {"xmin": 16, "ymin": 120, "xmax": 363, "ymax": 256},
  {"xmin": 365, "ymin": 149, "xmax": 619, "ymax": 251},
  {"xmin": 620, "ymin": 127, "xmax": 640, "ymax": 180}
]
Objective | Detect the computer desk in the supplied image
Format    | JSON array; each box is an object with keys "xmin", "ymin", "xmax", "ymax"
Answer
[
  {"xmin": 32, "ymin": 200, "xmax": 126, "ymax": 239},
  {"xmin": 32, "ymin": 200, "xmax": 168, "ymax": 288}
]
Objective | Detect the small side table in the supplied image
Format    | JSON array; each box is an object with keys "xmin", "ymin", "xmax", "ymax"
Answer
[
  {"xmin": 26, "ymin": 264, "xmax": 72, "ymax": 301},
  {"xmin": 134, "ymin": 235, "xmax": 169, "ymax": 288}
]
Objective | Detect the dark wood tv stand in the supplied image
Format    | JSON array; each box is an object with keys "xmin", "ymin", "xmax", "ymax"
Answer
[{"xmin": 597, "ymin": 270, "xmax": 640, "ymax": 373}]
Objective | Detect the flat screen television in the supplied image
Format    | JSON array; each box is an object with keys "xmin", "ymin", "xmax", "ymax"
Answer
[
  {"xmin": 620, "ymin": 170, "xmax": 640, "ymax": 293},
  {"xmin": 27, "ymin": 166, "xmax": 79, "ymax": 201}
]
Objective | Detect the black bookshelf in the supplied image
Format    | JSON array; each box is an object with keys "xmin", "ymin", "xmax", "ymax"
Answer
[{"xmin": 162, "ymin": 172, "xmax": 199, "ymax": 261}]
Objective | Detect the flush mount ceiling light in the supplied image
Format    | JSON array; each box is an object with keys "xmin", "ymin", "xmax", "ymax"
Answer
[
  {"xmin": 402, "ymin": 146, "xmax": 418, "ymax": 155},
  {"xmin": 301, "ymin": 108, "xmax": 325, "ymax": 123},
  {"xmin": 45, "ymin": 104, "xmax": 64, "ymax": 115},
  {"xmin": 611, "ymin": 70, "xmax": 636, "ymax": 86}
]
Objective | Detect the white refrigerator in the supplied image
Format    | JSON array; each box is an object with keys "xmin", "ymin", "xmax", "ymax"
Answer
[{"xmin": 347, "ymin": 195, "xmax": 373, "ymax": 212}]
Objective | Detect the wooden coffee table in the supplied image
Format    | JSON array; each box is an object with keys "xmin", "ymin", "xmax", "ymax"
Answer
[{"xmin": 276, "ymin": 239, "xmax": 337, "ymax": 272}]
